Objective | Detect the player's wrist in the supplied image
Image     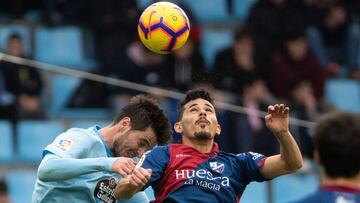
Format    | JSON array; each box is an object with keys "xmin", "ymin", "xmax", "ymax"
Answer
[
  {"xmin": 273, "ymin": 130, "xmax": 291, "ymax": 138},
  {"xmin": 101, "ymin": 157, "xmax": 118, "ymax": 172}
]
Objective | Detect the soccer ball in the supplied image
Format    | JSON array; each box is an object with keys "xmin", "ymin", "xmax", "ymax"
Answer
[{"xmin": 138, "ymin": 1, "xmax": 190, "ymax": 54}]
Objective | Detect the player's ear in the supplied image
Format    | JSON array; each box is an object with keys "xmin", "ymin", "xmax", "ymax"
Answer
[
  {"xmin": 119, "ymin": 117, "xmax": 131, "ymax": 129},
  {"xmin": 174, "ymin": 122, "xmax": 183, "ymax": 133},
  {"xmin": 215, "ymin": 123, "xmax": 221, "ymax": 136}
]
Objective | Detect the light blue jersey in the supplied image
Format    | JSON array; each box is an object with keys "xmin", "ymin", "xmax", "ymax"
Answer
[{"xmin": 32, "ymin": 126, "xmax": 149, "ymax": 203}]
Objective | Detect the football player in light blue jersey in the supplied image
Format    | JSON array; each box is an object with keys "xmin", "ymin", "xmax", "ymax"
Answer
[{"xmin": 32, "ymin": 95, "xmax": 172, "ymax": 203}]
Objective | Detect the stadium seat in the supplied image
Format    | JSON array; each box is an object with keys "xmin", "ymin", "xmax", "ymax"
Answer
[
  {"xmin": 232, "ymin": 0, "xmax": 257, "ymax": 21},
  {"xmin": 324, "ymin": 79, "xmax": 360, "ymax": 112},
  {"xmin": 34, "ymin": 26, "xmax": 96, "ymax": 70},
  {"xmin": 0, "ymin": 24, "xmax": 31, "ymax": 55},
  {"xmin": 241, "ymin": 182, "xmax": 268, "ymax": 203},
  {"xmin": 181, "ymin": 0, "xmax": 231, "ymax": 23},
  {"xmin": 5, "ymin": 170, "xmax": 37, "ymax": 203},
  {"xmin": 50, "ymin": 75, "xmax": 81, "ymax": 114},
  {"xmin": 201, "ymin": 28, "xmax": 233, "ymax": 67},
  {"xmin": 17, "ymin": 120, "xmax": 65, "ymax": 164},
  {"xmin": 48, "ymin": 75, "xmax": 112, "ymax": 120},
  {"xmin": 273, "ymin": 173, "xmax": 319, "ymax": 203},
  {"xmin": 0, "ymin": 120, "xmax": 14, "ymax": 163}
]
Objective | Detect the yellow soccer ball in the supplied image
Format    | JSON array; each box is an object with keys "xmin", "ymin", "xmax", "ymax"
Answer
[{"xmin": 138, "ymin": 1, "xmax": 190, "ymax": 54}]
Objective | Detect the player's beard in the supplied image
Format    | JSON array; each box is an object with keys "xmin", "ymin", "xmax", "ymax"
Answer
[
  {"xmin": 193, "ymin": 131, "xmax": 212, "ymax": 140},
  {"xmin": 112, "ymin": 131, "xmax": 132, "ymax": 157},
  {"xmin": 112, "ymin": 138, "xmax": 123, "ymax": 157}
]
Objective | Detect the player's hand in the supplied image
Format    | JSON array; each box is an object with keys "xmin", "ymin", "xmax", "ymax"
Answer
[
  {"xmin": 114, "ymin": 167, "xmax": 152, "ymax": 200},
  {"xmin": 265, "ymin": 104, "xmax": 289, "ymax": 135},
  {"xmin": 112, "ymin": 157, "xmax": 135, "ymax": 177},
  {"xmin": 129, "ymin": 167, "xmax": 152, "ymax": 188}
]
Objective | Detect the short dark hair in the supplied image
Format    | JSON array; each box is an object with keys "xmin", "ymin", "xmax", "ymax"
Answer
[
  {"xmin": 178, "ymin": 89, "xmax": 214, "ymax": 121},
  {"xmin": 313, "ymin": 112, "xmax": 360, "ymax": 178},
  {"xmin": 113, "ymin": 95, "xmax": 172, "ymax": 145},
  {"xmin": 8, "ymin": 33, "xmax": 22, "ymax": 41}
]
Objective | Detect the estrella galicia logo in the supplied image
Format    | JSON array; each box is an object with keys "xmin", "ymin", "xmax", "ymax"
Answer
[
  {"xmin": 94, "ymin": 178, "xmax": 117, "ymax": 203},
  {"xmin": 209, "ymin": 162, "xmax": 225, "ymax": 174}
]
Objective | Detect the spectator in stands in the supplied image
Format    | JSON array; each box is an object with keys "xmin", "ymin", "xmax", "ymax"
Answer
[
  {"xmin": 247, "ymin": 0, "xmax": 307, "ymax": 71},
  {"xmin": 167, "ymin": 25, "xmax": 208, "ymax": 92},
  {"xmin": 107, "ymin": 40, "xmax": 172, "ymax": 113},
  {"xmin": 270, "ymin": 31, "xmax": 325, "ymax": 101},
  {"xmin": 212, "ymin": 27, "xmax": 260, "ymax": 95},
  {"xmin": 0, "ymin": 34, "xmax": 44, "ymax": 120},
  {"xmin": 288, "ymin": 79, "xmax": 321, "ymax": 159},
  {"xmin": 291, "ymin": 112, "xmax": 360, "ymax": 203},
  {"xmin": 306, "ymin": 0, "xmax": 360, "ymax": 77},
  {"xmin": 88, "ymin": 0, "xmax": 139, "ymax": 76},
  {"xmin": 223, "ymin": 75, "xmax": 278, "ymax": 156}
]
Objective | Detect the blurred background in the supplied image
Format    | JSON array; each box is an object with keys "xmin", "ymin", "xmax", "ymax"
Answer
[{"xmin": 0, "ymin": 0, "xmax": 359, "ymax": 202}]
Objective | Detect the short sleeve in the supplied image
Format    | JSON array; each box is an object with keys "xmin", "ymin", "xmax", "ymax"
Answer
[
  {"xmin": 140, "ymin": 145, "xmax": 170, "ymax": 188},
  {"xmin": 44, "ymin": 129, "xmax": 93, "ymax": 159},
  {"xmin": 236, "ymin": 152, "xmax": 267, "ymax": 183}
]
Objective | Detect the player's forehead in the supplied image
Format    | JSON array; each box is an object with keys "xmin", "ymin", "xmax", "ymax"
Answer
[
  {"xmin": 131, "ymin": 127, "xmax": 157, "ymax": 146},
  {"xmin": 184, "ymin": 98, "xmax": 214, "ymax": 110}
]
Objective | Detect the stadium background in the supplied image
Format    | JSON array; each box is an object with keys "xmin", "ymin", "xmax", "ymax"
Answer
[{"xmin": 0, "ymin": 0, "xmax": 359, "ymax": 202}]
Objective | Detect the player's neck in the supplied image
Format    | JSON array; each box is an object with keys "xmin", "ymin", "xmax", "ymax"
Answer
[
  {"xmin": 322, "ymin": 173, "xmax": 360, "ymax": 189},
  {"xmin": 182, "ymin": 137, "xmax": 214, "ymax": 153},
  {"xmin": 98, "ymin": 126, "xmax": 114, "ymax": 149}
]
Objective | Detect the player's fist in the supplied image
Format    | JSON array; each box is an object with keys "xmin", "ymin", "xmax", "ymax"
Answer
[
  {"xmin": 129, "ymin": 167, "xmax": 152, "ymax": 188},
  {"xmin": 112, "ymin": 157, "xmax": 135, "ymax": 177},
  {"xmin": 265, "ymin": 104, "xmax": 289, "ymax": 134},
  {"xmin": 114, "ymin": 167, "xmax": 152, "ymax": 200}
]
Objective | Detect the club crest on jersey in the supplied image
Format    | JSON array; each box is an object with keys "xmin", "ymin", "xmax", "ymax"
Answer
[
  {"xmin": 94, "ymin": 178, "xmax": 117, "ymax": 203},
  {"xmin": 55, "ymin": 139, "xmax": 73, "ymax": 151},
  {"xmin": 209, "ymin": 162, "xmax": 224, "ymax": 174}
]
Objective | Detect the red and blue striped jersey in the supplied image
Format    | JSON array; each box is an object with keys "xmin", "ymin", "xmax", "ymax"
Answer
[
  {"xmin": 292, "ymin": 185, "xmax": 360, "ymax": 203},
  {"xmin": 141, "ymin": 143, "xmax": 267, "ymax": 203}
]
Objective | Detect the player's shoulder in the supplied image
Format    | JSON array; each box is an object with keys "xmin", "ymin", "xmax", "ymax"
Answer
[
  {"xmin": 146, "ymin": 144, "xmax": 170, "ymax": 155},
  {"xmin": 65, "ymin": 126, "xmax": 99, "ymax": 138},
  {"xmin": 236, "ymin": 151, "xmax": 265, "ymax": 160},
  {"xmin": 54, "ymin": 126, "xmax": 99, "ymax": 147},
  {"xmin": 64, "ymin": 127, "xmax": 89, "ymax": 135}
]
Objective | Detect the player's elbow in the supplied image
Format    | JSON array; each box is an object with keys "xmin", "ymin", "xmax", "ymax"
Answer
[
  {"xmin": 286, "ymin": 159, "xmax": 303, "ymax": 173},
  {"xmin": 37, "ymin": 165, "xmax": 52, "ymax": 182},
  {"xmin": 37, "ymin": 157, "xmax": 59, "ymax": 181}
]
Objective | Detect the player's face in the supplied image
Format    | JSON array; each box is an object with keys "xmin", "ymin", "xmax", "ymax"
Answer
[
  {"xmin": 113, "ymin": 127, "xmax": 157, "ymax": 158},
  {"xmin": 176, "ymin": 98, "xmax": 221, "ymax": 140}
]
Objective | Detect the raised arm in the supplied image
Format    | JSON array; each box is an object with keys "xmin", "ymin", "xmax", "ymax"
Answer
[
  {"xmin": 260, "ymin": 104, "xmax": 303, "ymax": 179},
  {"xmin": 38, "ymin": 153, "xmax": 135, "ymax": 182}
]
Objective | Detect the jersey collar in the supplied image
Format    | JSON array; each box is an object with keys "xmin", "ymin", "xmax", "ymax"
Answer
[
  {"xmin": 93, "ymin": 125, "xmax": 114, "ymax": 157},
  {"xmin": 180, "ymin": 142, "xmax": 219, "ymax": 156}
]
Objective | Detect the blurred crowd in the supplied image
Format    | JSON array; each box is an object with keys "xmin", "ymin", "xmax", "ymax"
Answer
[{"xmin": 1, "ymin": 0, "xmax": 360, "ymax": 159}]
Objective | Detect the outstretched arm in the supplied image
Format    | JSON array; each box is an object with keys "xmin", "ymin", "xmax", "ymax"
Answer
[
  {"xmin": 260, "ymin": 104, "xmax": 303, "ymax": 179},
  {"xmin": 38, "ymin": 153, "xmax": 135, "ymax": 182}
]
